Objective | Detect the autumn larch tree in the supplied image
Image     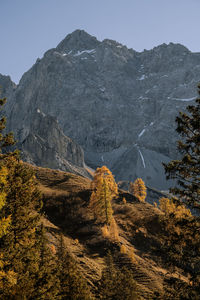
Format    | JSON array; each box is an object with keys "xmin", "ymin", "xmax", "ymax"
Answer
[
  {"xmin": 89, "ymin": 166, "xmax": 118, "ymax": 225},
  {"xmin": 159, "ymin": 197, "xmax": 191, "ymax": 219},
  {"xmin": 129, "ymin": 178, "xmax": 147, "ymax": 202}
]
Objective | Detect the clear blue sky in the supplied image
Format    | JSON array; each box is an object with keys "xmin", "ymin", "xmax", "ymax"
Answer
[{"xmin": 1, "ymin": 0, "xmax": 200, "ymax": 83}]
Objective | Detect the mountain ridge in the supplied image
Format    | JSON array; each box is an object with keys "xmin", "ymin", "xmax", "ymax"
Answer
[{"xmin": 1, "ymin": 30, "xmax": 200, "ymax": 189}]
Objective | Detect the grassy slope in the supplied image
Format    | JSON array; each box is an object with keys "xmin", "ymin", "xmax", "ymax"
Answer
[{"xmin": 33, "ymin": 165, "xmax": 188, "ymax": 299}]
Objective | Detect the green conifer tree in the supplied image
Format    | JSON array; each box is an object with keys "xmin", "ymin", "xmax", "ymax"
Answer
[
  {"xmin": 0, "ymin": 157, "xmax": 60, "ymax": 299},
  {"xmin": 100, "ymin": 252, "xmax": 138, "ymax": 300},
  {"xmin": 0, "ymin": 94, "xmax": 17, "ymax": 294},
  {"xmin": 161, "ymin": 85, "xmax": 200, "ymax": 293},
  {"xmin": 0, "ymin": 157, "xmax": 41, "ymax": 298},
  {"xmin": 57, "ymin": 234, "xmax": 92, "ymax": 300},
  {"xmin": 32, "ymin": 224, "xmax": 60, "ymax": 299},
  {"xmin": 163, "ymin": 84, "xmax": 200, "ymax": 211},
  {"xmin": 0, "ymin": 95, "xmax": 59, "ymax": 299},
  {"xmin": 0, "ymin": 166, "xmax": 17, "ymax": 293}
]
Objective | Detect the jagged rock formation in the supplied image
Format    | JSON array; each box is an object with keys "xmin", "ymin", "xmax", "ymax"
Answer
[
  {"xmin": 0, "ymin": 75, "xmax": 89, "ymax": 177},
  {"xmin": 0, "ymin": 74, "xmax": 16, "ymax": 115},
  {"xmin": 20, "ymin": 109, "xmax": 89, "ymax": 177},
  {"xmin": 1, "ymin": 30, "xmax": 200, "ymax": 188},
  {"xmin": 0, "ymin": 74, "xmax": 16, "ymax": 94}
]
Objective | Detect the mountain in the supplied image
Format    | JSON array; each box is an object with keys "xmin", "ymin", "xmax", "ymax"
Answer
[{"xmin": 1, "ymin": 30, "xmax": 200, "ymax": 189}]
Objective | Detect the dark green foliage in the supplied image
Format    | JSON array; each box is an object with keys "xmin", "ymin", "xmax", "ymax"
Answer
[
  {"xmin": 0, "ymin": 157, "xmax": 59, "ymax": 299},
  {"xmin": 32, "ymin": 224, "xmax": 60, "ymax": 299},
  {"xmin": 57, "ymin": 234, "xmax": 92, "ymax": 300},
  {"xmin": 0, "ymin": 95, "xmax": 60, "ymax": 299},
  {"xmin": 162, "ymin": 84, "xmax": 200, "ymax": 294},
  {"xmin": 100, "ymin": 252, "xmax": 138, "ymax": 300},
  {"xmin": 163, "ymin": 84, "xmax": 200, "ymax": 211},
  {"xmin": 0, "ymin": 94, "xmax": 91, "ymax": 299},
  {"xmin": 159, "ymin": 214, "xmax": 200, "ymax": 283}
]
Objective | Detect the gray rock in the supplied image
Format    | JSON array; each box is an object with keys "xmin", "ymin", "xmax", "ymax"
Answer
[
  {"xmin": 2, "ymin": 30, "xmax": 200, "ymax": 189},
  {"xmin": 0, "ymin": 74, "xmax": 16, "ymax": 116},
  {"xmin": 19, "ymin": 109, "xmax": 90, "ymax": 178}
]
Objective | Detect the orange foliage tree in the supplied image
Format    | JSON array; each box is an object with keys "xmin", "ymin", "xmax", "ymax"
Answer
[
  {"xmin": 130, "ymin": 178, "xmax": 147, "ymax": 202},
  {"xmin": 159, "ymin": 197, "xmax": 191, "ymax": 219},
  {"xmin": 89, "ymin": 166, "xmax": 118, "ymax": 224}
]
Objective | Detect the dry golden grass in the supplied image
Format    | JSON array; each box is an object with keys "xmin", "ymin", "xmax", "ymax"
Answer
[
  {"xmin": 34, "ymin": 166, "xmax": 91, "ymax": 191},
  {"xmin": 28, "ymin": 164, "xmax": 190, "ymax": 299}
]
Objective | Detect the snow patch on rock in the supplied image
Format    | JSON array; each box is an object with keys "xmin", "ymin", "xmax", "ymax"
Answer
[
  {"xmin": 138, "ymin": 148, "xmax": 146, "ymax": 168},
  {"xmin": 74, "ymin": 49, "xmax": 96, "ymax": 56}
]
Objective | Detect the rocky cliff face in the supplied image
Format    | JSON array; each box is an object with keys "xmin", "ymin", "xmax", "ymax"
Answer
[
  {"xmin": 20, "ymin": 109, "xmax": 89, "ymax": 177},
  {"xmin": 0, "ymin": 74, "xmax": 16, "ymax": 114},
  {"xmin": 1, "ymin": 30, "xmax": 200, "ymax": 189},
  {"xmin": 0, "ymin": 74, "xmax": 89, "ymax": 178}
]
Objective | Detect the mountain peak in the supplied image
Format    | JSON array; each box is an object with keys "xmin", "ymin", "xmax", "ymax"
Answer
[
  {"xmin": 56, "ymin": 29, "xmax": 100, "ymax": 52},
  {"xmin": 151, "ymin": 42, "xmax": 190, "ymax": 55}
]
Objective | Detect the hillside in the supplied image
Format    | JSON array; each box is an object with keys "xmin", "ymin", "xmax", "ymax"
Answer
[{"xmin": 33, "ymin": 165, "xmax": 190, "ymax": 299}]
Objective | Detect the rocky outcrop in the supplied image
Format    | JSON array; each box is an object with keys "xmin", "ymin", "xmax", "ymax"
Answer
[
  {"xmin": 0, "ymin": 73, "xmax": 89, "ymax": 178},
  {"xmin": 0, "ymin": 74, "xmax": 16, "ymax": 115},
  {"xmin": 20, "ymin": 109, "xmax": 89, "ymax": 178},
  {"xmin": 0, "ymin": 74, "xmax": 16, "ymax": 93},
  {"xmin": 2, "ymin": 30, "xmax": 200, "ymax": 188}
]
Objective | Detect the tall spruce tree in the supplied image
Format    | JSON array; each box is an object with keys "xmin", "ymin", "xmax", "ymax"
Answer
[
  {"xmin": 0, "ymin": 166, "xmax": 17, "ymax": 293},
  {"xmin": 0, "ymin": 94, "xmax": 17, "ymax": 294},
  {"xmin": 0, "ymin": 156, "xmax": 41, "ymax": 298},
  {"xmin": 163, "ymin": 84, "xmax": 200, "ymax": 211},
  {"xmin": 57, "ymin": 234, "xmax": 92, "ymax": 300},
  {"xmin": 0, "ymin": 95, "xmax": 59, "ymax": 299},
  {"xmin": 161, "ymin": 84, "xmax": 200, "ymax": 293},
  {"xmin": 100, "ymin": 252, "xmax": 138, "ymax": 300},
  {"xmin": 32, "ymin": 224, "xmax": 60, "ymax": 299},
  {"xmin": 0, "ymin": 155, "xmax": 60, "ymax": 299}
]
